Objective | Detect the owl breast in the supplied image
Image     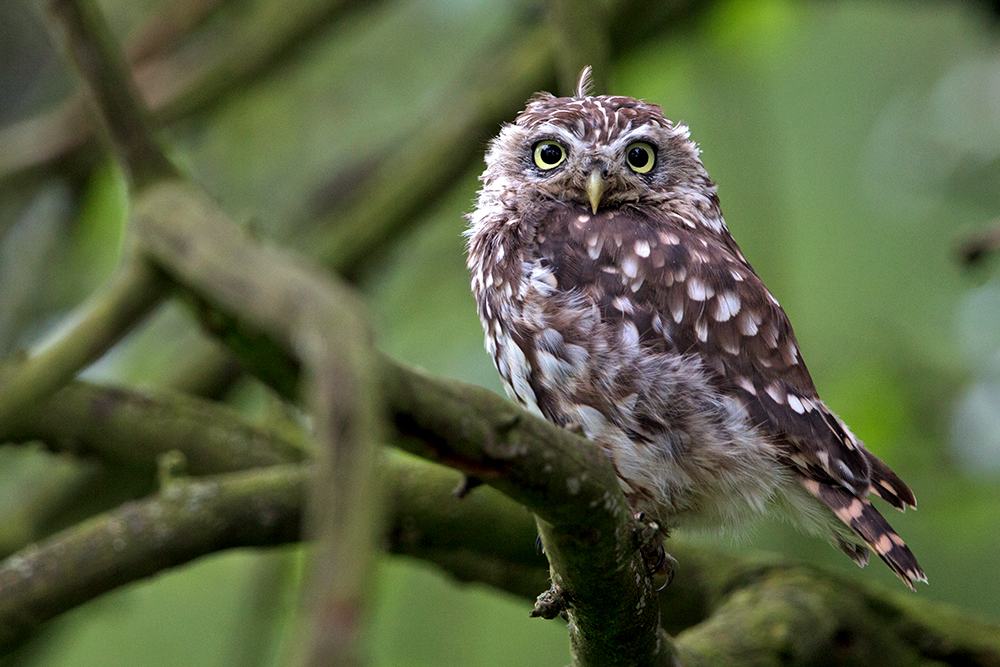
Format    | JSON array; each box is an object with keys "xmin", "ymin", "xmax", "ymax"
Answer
[{"xmin": 468, "ymin": 200, "xmax": 787, "ymax": 530}]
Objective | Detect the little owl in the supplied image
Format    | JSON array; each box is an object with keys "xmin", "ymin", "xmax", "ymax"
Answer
[{"xmin": 466, "ymin": 68, "xmax": 925, "ymax": 589}]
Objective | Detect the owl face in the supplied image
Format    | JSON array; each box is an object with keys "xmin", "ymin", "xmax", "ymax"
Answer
[{"xmin": 482, "ymin": 94, "xmax": 711, "ymax": 214}]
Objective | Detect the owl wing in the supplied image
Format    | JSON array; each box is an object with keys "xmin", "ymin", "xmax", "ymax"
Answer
[{"xmin": 535, "ymin": 203, "xmax": 925, "ymax": 586}]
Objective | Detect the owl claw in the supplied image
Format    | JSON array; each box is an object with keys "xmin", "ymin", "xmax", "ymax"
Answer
[
  {"xmin": 530, "ymin": 582, "xmax": 569, "ymax": 620},
  {"xmin": 634, "ymin": 512, "xmax": 676, "ymax": 590}
]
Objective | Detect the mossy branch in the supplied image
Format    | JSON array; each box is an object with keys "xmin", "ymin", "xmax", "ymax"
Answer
[
  {"xmin": 0, "ymin": 463, "xmax": 307, "ymax": 654},
  {"xmin": 0, "ymin": 259, "xmax": 166, "ymax": 437},
  {"xmin": 6, "ymin": 379, "xmax": 308, "ymax": 473},
  {"xmin": 1, "ymin": 450, "xmax": 997, "ymax": 665}
]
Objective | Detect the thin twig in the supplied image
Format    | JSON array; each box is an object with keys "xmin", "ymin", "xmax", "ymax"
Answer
[
  {"xmin": 0, "ymin": 259, "xmax": 166, "ymax": 437},
  {"xmin": 44, "ymin": 0, "xmax": 177, "ymax": 188},
  {"xmin": 0, "ymin": 0, "xmax": 376, "ymax": 179}
]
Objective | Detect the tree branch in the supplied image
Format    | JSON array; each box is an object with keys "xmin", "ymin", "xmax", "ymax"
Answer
[
  {"xmin": 0, "ymin": 259, "xmax": 166, "ymax": 437},
  {"xmin": 41, "ymin": 2, "xmax": 385, "ymax": 663},
  {"xmin": 44, "ymin": 0, "xmax": 178, "ymax": 188},
  {"xmin": 6, "ymin": 379, "xmax": 307, "ymax": 474},
  {"xmin": 385, "ymin": 363, "xmax": 676, "ymax": 666},
  {"xmin": 312, "ymin": 29, "xmax": 556, "ymax": 276},
  {"xmin": 0, "ymin": 463, "xmax": 306, "ymax": 654},
  {"xmin": 0, "ymin": 0, "xmax": 377, "ymax": 180},
  {"xmin": 132, "ymin": 182, "xmax": 384, "ymax": 667},
  {"xmin": 1, "ymin": 452, "xmax": 998, "ymax": 665}
]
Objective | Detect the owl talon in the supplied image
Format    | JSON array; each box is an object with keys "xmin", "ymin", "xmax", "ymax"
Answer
[
  {"xmin": 530, "ymin": 582, "xmax": 569, "ymax": 620},
  {"xmin": 634, "ymin": 512, "xmax": 675, "ymax": 590}
]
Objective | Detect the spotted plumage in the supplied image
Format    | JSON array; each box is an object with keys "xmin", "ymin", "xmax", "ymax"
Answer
[{"xmin": 466, "ymin": 68, "xmax": 925, "ymax": 589}]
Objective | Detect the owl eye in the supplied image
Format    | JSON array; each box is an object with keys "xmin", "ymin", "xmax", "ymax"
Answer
[
  {"xmin": 625, "ymin": 142, "xmax": 656, "ymax": 174},
  {"xmin": 533, "ymin": 141, "xmax": 567, "ymax": 170}
]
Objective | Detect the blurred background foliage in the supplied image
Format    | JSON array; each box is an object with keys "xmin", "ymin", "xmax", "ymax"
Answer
[{"xmin": 2, "ymin": 0, "xmax": 1000, "ymax": 665}]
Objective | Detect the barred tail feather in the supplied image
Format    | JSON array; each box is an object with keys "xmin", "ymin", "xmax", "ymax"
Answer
[
  {"xmin": 835, "ymin": 537, "xmax": 870, "ymax": 569},
  {"xmin": 801, "ymin": 478, "xmax": 927, "ymax": 590},
  {"xmin": 866, "ymin": 451, "xmax": 917, "ymax": 511}
]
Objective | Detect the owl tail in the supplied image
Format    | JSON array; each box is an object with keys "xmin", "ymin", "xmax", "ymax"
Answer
[{"xmin": 801, "ymin": 478, "xmax": 927, "ymax": 590}]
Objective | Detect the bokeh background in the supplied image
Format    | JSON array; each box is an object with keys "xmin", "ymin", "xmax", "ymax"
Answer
[{"xmin": 2, "ymin": 0, "xmax": 1000, "ymax": 665}]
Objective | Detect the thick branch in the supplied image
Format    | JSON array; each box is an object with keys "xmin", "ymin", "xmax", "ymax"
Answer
[
  {"xmin": 1, "ymin": 453, "xmax": 997, "ymax": 666},
  {"xmin": 130, "ymin": 180, "xmax": 383, "ymax": 667},
  {"xmin": 44, "ymin": 1, "xmax": 385, "ymax": 662},
  {"xmin": 0, "ymin": 463, "xmax": 306, "ymax": 654},
  {"xmin": 386, "ymin": 362, "xmax": 675, "ymax": 666},
  {"xmin": 6, "ymin": 380, "xmax": 307, "ymax": 473}
]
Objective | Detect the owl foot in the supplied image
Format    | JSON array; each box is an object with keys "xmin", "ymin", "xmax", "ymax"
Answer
[
  {"xmin": 530, "ymin": 582, "xmax": 569, "ymax": 620},
  {"xmin": 634, "ymin": 512, "xmax": 676, "ymax": 591}
]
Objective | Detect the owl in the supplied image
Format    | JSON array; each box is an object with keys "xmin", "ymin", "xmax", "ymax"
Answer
[{"xmin": 465, "ymin": 68, "xmax": 926, "ymax": 589}]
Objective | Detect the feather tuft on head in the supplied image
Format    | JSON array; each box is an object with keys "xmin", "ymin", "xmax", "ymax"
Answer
[{"xmin": 576, "ymin": 66, "xmax": 594, "ymax": 98}]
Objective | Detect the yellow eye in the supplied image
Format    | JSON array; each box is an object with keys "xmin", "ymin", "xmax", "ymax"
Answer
[
  {"xmin": 533, "ymin": 141, "xmax": 566, "ymax": 170},
  {"xmin": 625, "ymin": 142, "xmax": 656, "ymax": 174}
]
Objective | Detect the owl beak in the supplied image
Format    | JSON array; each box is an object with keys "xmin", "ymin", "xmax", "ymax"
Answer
[{"xmin": 587, "ymin": 169, "xmax": 606, "ymax": 213}]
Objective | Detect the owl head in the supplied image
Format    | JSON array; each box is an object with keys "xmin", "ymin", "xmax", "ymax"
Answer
[{"xmin": 481, "ymin": 67, "xmax": 714, "ymax": 214}]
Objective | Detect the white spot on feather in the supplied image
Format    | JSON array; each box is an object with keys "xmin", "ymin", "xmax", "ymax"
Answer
[
  {"xmin": 537, "ymin": 350, "xmax": 572, "ymax": 383},
  {"xmin": 621, "ymin": 321, "xmax": 640, "ymax": 347},
  {"xmin": 612, "ymin": 296, "xmax": 634, "ymax": 313},
  {"xmin": 621, "ymin": 256, "xmax": 639, "ymax": 279},
  {"xmin": 735, "ymin": 376, "xmax": 756, "ymax": 395},
  {"xmin": 713, "ymin": 291, "xmax": 741, "ymax": 322},
  {"xmin": 787, "ymin": 394, "xmax": 805, "ymax": 414},
  {"xmin": 785, "ymin": 342, "xmax": 799, "ymax": 365},
  {"xmin": 694, "ymin": 318, "xmax": 708, "ymax": 342},
  {"xmin": 671, "ymin": 301, "xmax": 684, "ymax": 323},
  {"xmin": 686, "ymin": 277, "xmax": 714, "ymax": 301},
  {"xmin": 634, "ymin": 240, "xmax": 651, "ymax": 257},
  {"xmin": 738, "ymin": 311, "xmax": 761, "ymax": 336}
]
